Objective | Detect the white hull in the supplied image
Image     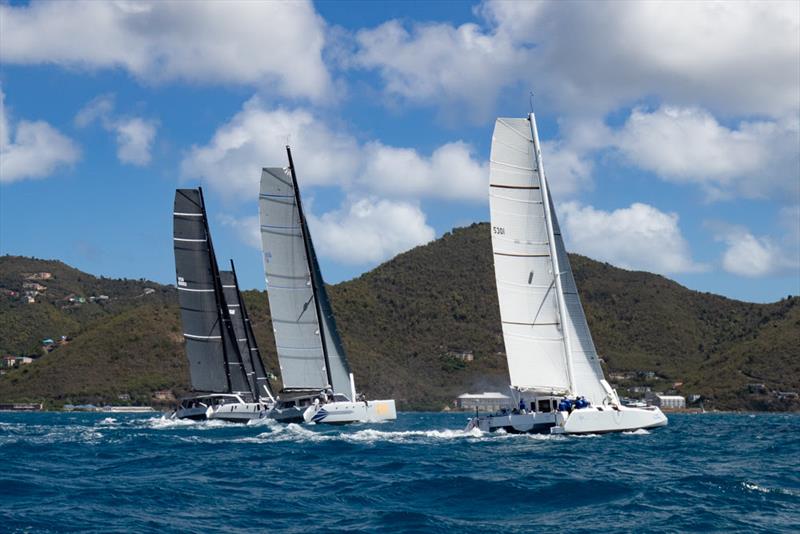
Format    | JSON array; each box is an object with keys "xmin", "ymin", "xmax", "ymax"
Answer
[
  {"xmin": 172, "ymin": 395, "xmax": 272, "ymax": 423},
  {"xmin": 467, "ymin": 405, "xmax": 667, "ymax": 435},
  {"xmin": 302, "ymin": 399, "xmax": 397, "ymax": 424}
]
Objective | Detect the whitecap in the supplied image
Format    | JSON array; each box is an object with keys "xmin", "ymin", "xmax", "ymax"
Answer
[
  {"xmin": 743, "ymin": 482, "xmax": 771, "ymax": 494},
  {"xmin": 623, "ymin": 428, "xmax": 651, "ymax": 435},
  {"xmin": 144, "ymin": 416, "xmax": 229, "ymax": 430}
]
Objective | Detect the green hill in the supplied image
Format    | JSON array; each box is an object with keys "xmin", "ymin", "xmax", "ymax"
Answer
[{"xmin": 0, "ymin": 224, "xmax": 797, "ymax": 411}]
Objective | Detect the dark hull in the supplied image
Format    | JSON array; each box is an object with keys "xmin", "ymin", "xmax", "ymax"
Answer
[{"xmin": 497, "ymin": 423, "xmax": 556, "ymax": 434}]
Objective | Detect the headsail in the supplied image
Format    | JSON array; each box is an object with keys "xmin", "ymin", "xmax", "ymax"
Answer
[
  {"xmin": 550, "ymin": 195, "xmax": 607, "ymax": 404},
  {"xmin": 489, "ymin": 116, "xmax": 607, "ymax": 404},
  {"xmin": 173, "ymin": 189, "xmax": 251, "ymax": 397}
]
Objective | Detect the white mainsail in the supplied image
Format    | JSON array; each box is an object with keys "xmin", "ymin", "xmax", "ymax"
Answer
[{"xmin": 489, "ymin": 115, "xmax": 607, "ymax": 404}]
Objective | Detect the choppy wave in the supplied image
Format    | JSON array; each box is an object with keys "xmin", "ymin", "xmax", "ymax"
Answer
[
  {"xmin": 623, "ymin": 428, "xmax": 651, "ymax": 435},
  {"xmin": 0, "ymin": 412, "xmax": 798, "ymax": 533}
]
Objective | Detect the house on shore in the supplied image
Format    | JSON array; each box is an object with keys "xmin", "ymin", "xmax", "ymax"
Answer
[{"xmin": 454, "ymin": 392, "xmax": 512, "ymax": 412}]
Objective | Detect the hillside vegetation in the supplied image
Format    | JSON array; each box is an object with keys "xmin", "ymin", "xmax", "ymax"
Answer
[{"xmin": 0, "ymin": 224, "xmax": 797, "ymax": 411}]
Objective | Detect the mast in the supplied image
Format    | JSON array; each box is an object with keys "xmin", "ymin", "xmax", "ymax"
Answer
[
  {"xmin": 285, "ymin": 146, "xmax": 334, "ymax": 391},
  {"xmin": 198, "ymin": 187, "xmax": 250, "ymax": 396},
  {"xmin": 528, "ymin": 113, "xmax": 576, "ymax": 395},
  {"xmin": 230, "ymin": 259, "xmax": 274, "ymax": 402}
]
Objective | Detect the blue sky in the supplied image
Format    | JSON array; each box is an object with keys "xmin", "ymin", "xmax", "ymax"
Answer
[{"xmin": 1, "ymin": 0, "xmax": 798, "ymax": 303}]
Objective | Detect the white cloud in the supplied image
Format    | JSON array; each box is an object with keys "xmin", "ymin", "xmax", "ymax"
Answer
[
  {"xmin": 113, "ymin": 118, "xmax": 158, "ymax": 165},
  {"xmin": 218, "ymin": 214, "xmax": 261, "ymax": 250},
  {"xmin": 74, "ymin": 95, "xmax": 115, "ymax": 128},
  {"xmin": 360, "ymin": 141, "xmax": 488, "ymax": 201},
  {"xmin": 307, "ymin": 197, "xmax": 435, "ymax": 265},
  {"xmin": 711, "ymin": 219, "xmax": 800, "ymax": 278},
  {"xmin": 353, "ymin": 19, "xmax": 526, "ymax": 121},
  {"xmin": 356, "ymin": 1, "xmax": 798, "ymax": 120},
  {"xmin": 0, "ymin": 88, "xmax": 80, "ymax": 183},
  {"xmin": 614, "ymin": 106, "xmax": 800, "ymax": 200},
  {"xmin": 181, "ymin": 100, "xmax": 360, "ymax": 201},
  {"xmin": 721, "ymin": 233, "xmax": 785, "ymax": 278},
  {"xmin": 540, "ymin": 141, "xmax": 593, "ymax": 198},
  {"xmin": 491, "ymin": 1, "xmax": 799, "ymax": 118},
  {"xmin": 559, "ymin": 201, "xmax": 706, "ymax": 275},
  {"xmin": 0, "ymin": 0, "xmax": 332, "ymax": 101},
  {"xmin": 219, "ymin": 197, "xmax": 434, "ymax": 267},
  {"xmin": 181, "ymin": 97, "xmax": 487, "ymax": 203},
  {"xmin": 75, "ymin": 95, "xmax": 158, "ymax": 166}
]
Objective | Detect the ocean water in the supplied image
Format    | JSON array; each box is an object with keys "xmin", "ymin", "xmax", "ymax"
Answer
[{"xmin": 0, "ymin": 412, "xmax": 798, "ymax": 533}]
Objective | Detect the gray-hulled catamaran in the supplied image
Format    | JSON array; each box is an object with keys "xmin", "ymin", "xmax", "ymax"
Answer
[
  {"xmin": 172, "ymin": 188, "xmax": 275, "ymax": 421},
  {"xmin": 466, "ymin": 112, "xmax": 667, "ymax": 435},
  {"xmin": 259, "ymin": 147, "xmax": 397, "ymax": 424}
]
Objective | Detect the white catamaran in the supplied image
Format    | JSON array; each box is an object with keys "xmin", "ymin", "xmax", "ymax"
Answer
[
  {"xmin": 467, "ymin": 113, "xmax": 668, "ymax": 435},
  {"xmin": 172, "ymin": 188, "xmax": 276, "ymax": 422},
  {"xmin": 259, "ymin": 147, "xmax": 397, "ymax": 425}
]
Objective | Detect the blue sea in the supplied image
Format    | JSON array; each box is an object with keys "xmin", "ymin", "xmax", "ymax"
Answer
[{"xmin": 0, "ymin": 412, "xmax": 798, "ymax": 533}]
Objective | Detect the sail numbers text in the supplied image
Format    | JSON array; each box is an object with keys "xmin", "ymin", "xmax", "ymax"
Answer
[{"xmin": 492, "ymin": 226, "xmax": 506, "ymax": 235}]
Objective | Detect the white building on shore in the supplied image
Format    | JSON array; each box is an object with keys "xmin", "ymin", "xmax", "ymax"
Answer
[
  {"xmin": 454, "ymin": 392, "xmax": 512, "ymax": 412},
  {"xmin": 649, "ymin": 394, "xmax": 686, "ymax": 409}
]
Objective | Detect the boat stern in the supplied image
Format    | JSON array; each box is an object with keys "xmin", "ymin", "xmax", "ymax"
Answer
[{"xmin": 559, "ymin": 405, "xmax": 668, "ymax": 434}]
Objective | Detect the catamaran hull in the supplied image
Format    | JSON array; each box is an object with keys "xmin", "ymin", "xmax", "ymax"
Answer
[
  {"xmin": 558, "ymin": 405, "xmax": 667, "ymax": 434},
  {"xmin": 467, "ymin": 406, "xmax": 667, "ymax": 435},
  {"xmin": 172, "ymin": 402, "xmax": 270, "ymax": 423},
  {"xmin": 268, "ymin": 406, "xmax": 306, "ymax": 424},
  {"xmin": 302, "ymin": 399, "xmax": 397, "ymax": 425},
  {"xmin": 468, "ymin": 412, "xmax": 558, "ymax": 434}
]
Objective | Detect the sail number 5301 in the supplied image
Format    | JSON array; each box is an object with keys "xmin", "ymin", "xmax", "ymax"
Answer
[{"xmin": 492, "ymin": 226, "xmax": 506, "ymax": 235}]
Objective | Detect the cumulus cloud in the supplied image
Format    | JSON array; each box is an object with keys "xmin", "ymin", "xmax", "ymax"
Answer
[
  {"xmin": 75, "ymin": 95, "xmax": 158, "ymax": 166},
  {"xmin": 181, "ymin": 100, "xmax": 360, "ymax": 201},
  {"xmin": 113, "ymin": 118, "xmax": 158, "ymax": 165},
  {"xmin": 360, "ymin": 141, "xmax": 488, "ymax": 201},
  {"xmin": 614, "ymin": 106, "xmax": 800, "ymax": 200},
  {"xmin": 181, "ymin": 97, "xmax": 487, "ymax": 203},
  {"xmin": 540, "ymin": 140, "xmax": 593, "ymax": 198},
  {"xmin": 490, "ymin": 1, "xmax": 798, "ymax": 118},
  {"xmin": 353, "ymin": 1, "xmax": 799, "ymax": 120},
  {"xmin": 559, "ymin": 201, "xmax": 706, "ymax": 275},
  {"xmin": 307, "ymin": 197, "xmax": 435, "ymax": 265},
  {"xmin": 710, "ymin": 219, "xmax": 800, "ymax": 278},
  {"xmin": 0, "ymin": 88, "xmax": 80, "ymax": 183},
  {"xmin": 0, "ymin": 0, "xmax": 332, "ymax": 101},
  {"xmin": 218, "ymin": 214, "xmax": 261, "ymax": 250},
  {"xmin": 218, "ymin": 197, "xmax": 434, "ymax": 267},
  {"xmin": 353, "ymin": 19, "xmax": 527, "ymax": 121}
]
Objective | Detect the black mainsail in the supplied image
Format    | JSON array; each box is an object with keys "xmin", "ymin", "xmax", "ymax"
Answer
[{"xmin": 173, "ymin": 188, "xmax": 253, "ymax": 398}]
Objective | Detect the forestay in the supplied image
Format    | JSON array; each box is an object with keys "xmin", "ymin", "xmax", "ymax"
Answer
[
  {"xmin": 173, "ymin": 189, "xmax": 251, "ymax": 395},
  {"xmin": 489, "ymin": 117, "xmax": 607, "ymax": 404}
]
